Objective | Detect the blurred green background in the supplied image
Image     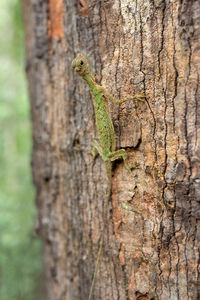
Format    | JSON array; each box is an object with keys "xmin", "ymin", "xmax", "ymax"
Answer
[{"xmin": 0, "ymin": 0, "xmax": 42, "ymax": 299}]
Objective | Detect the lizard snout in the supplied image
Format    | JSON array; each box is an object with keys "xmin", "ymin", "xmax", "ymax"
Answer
[
  {"xmin": 71, "ymin": 60, "xmax": 76, "ymax": 69},
  {"xmin": 72, "ymin": 61, "xmax": 81, "ymax": 73}
]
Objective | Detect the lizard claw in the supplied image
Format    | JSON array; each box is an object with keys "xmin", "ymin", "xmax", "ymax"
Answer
[{"xmin": 133, "ymin": 93, "xmax": 146, "ymax": 101}]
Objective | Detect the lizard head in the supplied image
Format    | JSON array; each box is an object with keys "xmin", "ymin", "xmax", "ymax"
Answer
[{"xmin": 72, "ymin": 53, "xmax": 90, "ymax": 77}]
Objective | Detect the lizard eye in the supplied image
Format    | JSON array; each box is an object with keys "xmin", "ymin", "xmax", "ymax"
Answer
[{"xmin": 80, "ymin": 60, "xmax": 84, "ymax": 65}]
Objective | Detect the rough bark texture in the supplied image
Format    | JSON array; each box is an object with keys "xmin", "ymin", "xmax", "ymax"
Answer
[{"xmin": 23, "ymin": 0, "xmax": 200, "ymax": 299}]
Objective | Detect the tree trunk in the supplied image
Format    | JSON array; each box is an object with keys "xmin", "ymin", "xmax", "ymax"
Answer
[{"xmin": 23, "ymin": 0, "xmax": 200, "ymax": 299}]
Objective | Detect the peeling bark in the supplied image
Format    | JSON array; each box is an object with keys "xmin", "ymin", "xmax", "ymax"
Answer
[{"xmin": 23, "ymin": 0, "xmax": 200, "ymax": 299}]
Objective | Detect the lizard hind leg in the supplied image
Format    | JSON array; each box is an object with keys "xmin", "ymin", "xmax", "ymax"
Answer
[
  {"xmin": 108, "ymin": 149, "xmax": 131, "ymax": 171},
  {"xmin": 92, "ymin": 140, "xmax": 114, "ymax": 179}
]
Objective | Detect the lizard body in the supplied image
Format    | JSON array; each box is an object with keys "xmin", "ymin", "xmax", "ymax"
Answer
[
  {"xmin": 72, "ymin": 53, "xmax": 135, "ymax": 177},
  {"xmin": 72, "ymin": 53, "xmax": 144, "ymax": 300}
]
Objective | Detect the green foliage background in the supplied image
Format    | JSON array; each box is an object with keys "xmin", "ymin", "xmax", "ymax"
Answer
[{"xmin": 0, "ymin": 0, "xmax": 42, "ymax": 299}]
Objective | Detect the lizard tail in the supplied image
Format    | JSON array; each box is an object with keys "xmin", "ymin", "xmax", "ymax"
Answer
[
  {"xmin": 105, "ymin": 162, "xmax": 112, "ymax": 197},
  {"xmin": 88, "ymin": 162, "xmax": 112, "ymax": 300},
  {"xmin": 88, "ymin": 234, "xmax": 104, "ymax": 300}
]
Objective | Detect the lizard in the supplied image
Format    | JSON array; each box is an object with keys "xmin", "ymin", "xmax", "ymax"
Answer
[{"xmin": 72, "ymin": 53, "xmax": 144, "ymax": 300}]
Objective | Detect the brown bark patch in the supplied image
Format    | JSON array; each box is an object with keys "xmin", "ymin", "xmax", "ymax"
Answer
[
  {"xmin": 48, "ymin": 0, "xmax": 63, "ymax": 40},
  {"xmin": 78, "ymin": 0, "xmax": 89, "ymax": 16}
]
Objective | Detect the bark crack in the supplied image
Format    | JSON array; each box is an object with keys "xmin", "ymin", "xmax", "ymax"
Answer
[
  {"xmin": 157, "ymin": 1, "xmax": 168, "ymax": 207},
  {"xmin": 157, "ymin": 0, "xmax": 166, "ymax": 80},
  {"xmin": 172, "ymin": 191, "xmax": 181, "ymax": 300},
  {"xmin": 194, "ymin": 74, "xmax": 199, "ymax": 148},
  {"xmin": 122, "ymin": 265, "xmax": 129, "ymax": 300},
  {"xmin": 184, "ymin": 35, "xmax": 193, "ymax": 300},
  {"xmin": 172, "ymin": 25, "xmax": 178, "ymax": 134},
  {"xmin": 168, "ymin": 242, "xmax": 172, "ymax": 298},
  {"xmin": 162, "ymin": 87, "xmax": 168, "ymax": 206},
  {"xmin": 139, "ymin": 10, "xmax": 157, "ymax": 163},
  {"xmin": 113, "ymin": 257, "xmax": 120, "ymax": 300},
  {"xmin": 184, "ymin": 37, "xmax": 192, "ymax": 181},
  {"xmin": 116, "ymin": 0, "xmax": 123, "ymax": 146}
]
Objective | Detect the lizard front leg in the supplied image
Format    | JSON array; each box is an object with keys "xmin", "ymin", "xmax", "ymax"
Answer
[{"xmin": 98, "ymin": 86, "xmax": 145, "ymax": 104}]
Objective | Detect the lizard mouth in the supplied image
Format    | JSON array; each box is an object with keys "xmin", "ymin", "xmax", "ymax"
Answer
[
  {"xmin": 75, "ymin": 66, "xmax": 85, "ymax": 76},
  {"xmin": 75, "ymin": 66, "xmax": 81, "ymax": 72}
]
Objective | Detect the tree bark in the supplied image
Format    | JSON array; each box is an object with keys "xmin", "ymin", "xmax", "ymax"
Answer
[{"xmin": 23, "ymin": 0, "xmax": 200, "ymax": 299}]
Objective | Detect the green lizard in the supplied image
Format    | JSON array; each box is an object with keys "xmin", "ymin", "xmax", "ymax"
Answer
[
  {"xmin": 72, "ymin": 53, "xmax": 144, "ymax": 176},
  {"xmin": 72, "ymin": 53, "xmax": 144, "ymax": 300}
]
